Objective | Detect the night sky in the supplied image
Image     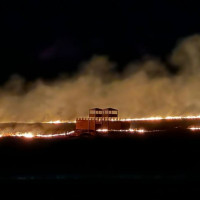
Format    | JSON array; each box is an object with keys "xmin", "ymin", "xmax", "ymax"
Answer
[{"xmin": 1, "ymin": 0, "xmax": 200, "ymax": 83}]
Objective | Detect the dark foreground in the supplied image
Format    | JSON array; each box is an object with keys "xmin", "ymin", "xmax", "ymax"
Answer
[{"xmin": 1, "ymin": 130, "xmax": 200, "ymax": 197}]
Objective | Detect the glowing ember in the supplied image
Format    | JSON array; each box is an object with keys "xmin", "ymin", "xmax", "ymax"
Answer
[
  {"xmin": 96, "ymin": 129, "xmax": 108, "ymax": 132},
  {"xmin": 128, "ymin": 128, "xmax": 145, "ymax": 133},
  {"xmin": 136, "ymin": 129, "xmax": 145, "ymax": 133},
  {"xmin": 188, "ymin": 127, "xmax": 200, "ymax": 131}
]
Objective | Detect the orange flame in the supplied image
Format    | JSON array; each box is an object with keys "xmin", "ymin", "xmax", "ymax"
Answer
[{"xmin": 0, "ymin": 131, "xmax": 75, "ymax": 139}]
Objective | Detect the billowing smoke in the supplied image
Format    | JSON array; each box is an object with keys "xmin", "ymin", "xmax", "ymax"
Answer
[{"xmin": 1, "ymin": 34, "xmax": 200, "ymax": 122}]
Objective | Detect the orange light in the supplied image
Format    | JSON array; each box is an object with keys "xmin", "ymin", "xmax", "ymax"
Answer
[
  {"xmin": 120, "ymin": 115, "xmax": 200, "ymax": 121},
  {"xmin": 188, "ymin": 127, "xmax": 200, "ymax": 131},
  {"xmin": 0, "ymin": 131, "xmax": 75, "ymax": 139}
]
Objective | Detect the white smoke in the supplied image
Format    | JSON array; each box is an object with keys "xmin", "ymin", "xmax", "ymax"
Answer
[{"xmin": 1, "ymin": 34, "xmax": 200, "ymax": 122}]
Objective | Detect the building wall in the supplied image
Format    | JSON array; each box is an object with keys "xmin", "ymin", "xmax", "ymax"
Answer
[
  {"xmin": 76, "ymin": 119, "xmax": 131, "ymax": 131},
  {"xmin": 101, "ymin": 121, "xmax": 122, "ymax": 130},
  {"xmin": 76, "ymin": 120, "xmax": 96, "ymax": 130},
  {"xmin": 121, "ymin": 122, "xmax": 131, "ymax": 130}
]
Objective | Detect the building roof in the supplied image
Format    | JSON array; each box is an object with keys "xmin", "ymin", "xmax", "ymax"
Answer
[{"xmin": 103, "ymin": 108, "xmax": 118, "ymax": 111}]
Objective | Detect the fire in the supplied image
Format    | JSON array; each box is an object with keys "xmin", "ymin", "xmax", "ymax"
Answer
[
  {"xmin": 188, "ymin": 127, "xmax": 200, "ymax": 131},
  {"xmin": 1, "ymin": 113, "xmax": 200, "ymax": 139},
  {"xmin": 46, "ymin": 120, "xmax": 65, "ymax": 124},
  {"xmin": 44, "ymin": 115, "xmax": 200, "ymax": 124},
  {"xmin": 16, "ymin": 132, "xmax": 34, "ymax": 138},
  {"xmin": 121, "ymin": 115, "xmax": 200, "ymax": 121},
  {"xmin": 36, "ymin": 131, "xmax": 74, "ymax": 138},
  {"xmin": 135, "ymin": 129, "xmax": 145, "ymax": 133},
  {"xmin": 0, "ymin": 131, "xmax": 75, "ymax": 139},
  {"xmin": 45, "ymin": 120, "xmax": 76, "ymax": 124},
  {"xmin": 96, "ymin": 129, "xmax": 108, "ymax": 132},
  {"xmin": 96, "ymin": 128, "xmax": 146, "ymax": 133}
]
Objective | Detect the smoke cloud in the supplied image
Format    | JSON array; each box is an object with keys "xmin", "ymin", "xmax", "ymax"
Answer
[{"xmin": 1, "ymin": 34, "xmax": 200, "ymax": 122}]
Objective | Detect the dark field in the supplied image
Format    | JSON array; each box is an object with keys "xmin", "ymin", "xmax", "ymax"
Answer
[{"xmin": 1, "ymin": 129, "xmax": 200, "ymax": 197}]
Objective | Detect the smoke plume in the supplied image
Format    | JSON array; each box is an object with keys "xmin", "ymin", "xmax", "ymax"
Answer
[{"xmin": 1, "ymin": 34, "xmax": 200, "ymax": 122}]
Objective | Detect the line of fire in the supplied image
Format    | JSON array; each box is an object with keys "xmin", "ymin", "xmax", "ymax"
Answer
[{"xmin": 1, "ymin": 108, "xmax": 200, "ymax": 138}]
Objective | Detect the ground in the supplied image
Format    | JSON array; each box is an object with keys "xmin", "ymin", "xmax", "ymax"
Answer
[{"xmin": 0, "ymin": 130, "xmax": 200, "ymax": 197}]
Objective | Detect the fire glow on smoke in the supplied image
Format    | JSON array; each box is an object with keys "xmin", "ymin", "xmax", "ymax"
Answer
[{"xmin": 1, "ymin": 34, "xmax": 200, "ymax": 122}]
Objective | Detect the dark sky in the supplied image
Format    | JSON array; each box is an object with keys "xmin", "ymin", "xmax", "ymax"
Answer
[{"xmin": 1, "ymin": 0, "xmax": 200, "ymax": 82}]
